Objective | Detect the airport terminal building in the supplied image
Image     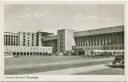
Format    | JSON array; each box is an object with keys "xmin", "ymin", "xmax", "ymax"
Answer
[
  {"xmin": 4, "ymin": 25, "xmax": 124, "ymax": 56},
  {"xmin": 73, "ymin": 26, "xmax": 124, "ymax": 56}
]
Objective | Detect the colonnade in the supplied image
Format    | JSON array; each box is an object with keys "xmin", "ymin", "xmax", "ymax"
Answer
[
  {"xmin": 75, "ymin": 32, "xmax": 124, "ymax": 46},
  {"xmin": 4, "ymin": 35, "xmax": 19, "ymax": 46}
]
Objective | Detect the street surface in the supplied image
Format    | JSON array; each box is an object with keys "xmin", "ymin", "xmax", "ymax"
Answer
[{"xmin": 4, "ymin": 56, "xmax": 124, "ymax": 75}]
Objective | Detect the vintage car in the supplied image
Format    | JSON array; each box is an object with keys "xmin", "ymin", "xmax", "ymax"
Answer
[{"xmin": 112, "ymin": 55, "xmax": 124, "ymax": 66}]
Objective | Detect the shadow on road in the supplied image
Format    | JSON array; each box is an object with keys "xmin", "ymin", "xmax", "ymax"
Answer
[{"xmin": 105, "ymin": 64, "xmax": 124, "ymax": 69}]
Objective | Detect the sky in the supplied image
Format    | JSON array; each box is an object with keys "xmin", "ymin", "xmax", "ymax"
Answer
[{"xmin": 4, "ymin": 4, "xmax": 124, "ymax": 34}]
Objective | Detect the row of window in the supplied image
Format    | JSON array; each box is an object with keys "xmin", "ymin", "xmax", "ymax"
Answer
[
  {"xmin": 23, "ymin": 43, "xmax": 35, "ymax": 46},
  {"xmin": 23, "ymin": 33, "xmax": 35, "ymax": 35},
  {"xmin": 4, "ymin": 35, "xmax": 18, "ymax": 38}
]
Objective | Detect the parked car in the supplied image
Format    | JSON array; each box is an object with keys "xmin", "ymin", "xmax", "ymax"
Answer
[{"xmin": 112, "ymin": 55, "xmax": 124, "ymax": 66}]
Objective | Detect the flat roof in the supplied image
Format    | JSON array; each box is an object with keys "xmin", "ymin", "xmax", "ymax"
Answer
[
  {"xmin": 18, "ymin": 32, "xmax": 36, "ymax": 34},
  {"xmin": 4, "ymin": 32, "xmax": 19, "ymax": 35},
  {"xmin": 74, "ymin": 25, "xmax": 124, "ymax": 37}
]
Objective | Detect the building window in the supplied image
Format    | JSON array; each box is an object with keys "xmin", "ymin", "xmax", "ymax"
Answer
[
  {"xmin": 60, "ymin": 46, "xmax": 63, "ymax": 49},
  {"xmin": 32, "ymin": 34, "xmax": 34, "ymax": 37},
  {"xmin": 60, "ymin": 42, "xmax": 63, "ymax": 45},
  {"xmin": 23, "ymin": 41, "xmax": 25, "ymax": 43}
]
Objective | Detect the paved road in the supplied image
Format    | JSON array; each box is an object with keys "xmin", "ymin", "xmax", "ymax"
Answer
[
  {"xmin": 30, "ymin": 64, "xmax": 110, "ymax": 75},
  {"xmin": 5, "ymin": 58, "xmax": 113, "ymax": 69},
  {"xmin": 5, "ymin": 58, "xmax": 113, "ymax": 75},
  {"xmin": 76, "ymin": 67, "xmax": 124, "ymax": 75}
]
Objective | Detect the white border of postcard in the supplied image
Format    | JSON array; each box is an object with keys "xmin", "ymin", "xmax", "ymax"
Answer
[{"xmin": 0, "ymin": 0, "xmax": 128, "ymax": 81}]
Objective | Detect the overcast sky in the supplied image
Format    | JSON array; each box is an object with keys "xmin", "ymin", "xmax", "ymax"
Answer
[{"xmin": 4, "ymin": 4, "xmax": 124, "ymax": 34}]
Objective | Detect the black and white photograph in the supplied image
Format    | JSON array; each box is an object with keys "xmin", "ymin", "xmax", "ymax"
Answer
[{"xmin": 4, "ymin": 2, "xmax": 125, "ymax": 76}]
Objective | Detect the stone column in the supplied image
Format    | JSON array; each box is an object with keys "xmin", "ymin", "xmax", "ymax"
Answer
[
  {"xmin": 107, "ymin": 34, "xmax": 109, "ymax": 45},
  {"xmin": 81, "ymin": 37, "xmax": 83, "ymax": 46},
  {"xmin": 97, "ymin": 35, "xmax": 99, "ymax": 45},
  {"xmin": 113, "ymin": 33, "xmax": 115, "ymax": 44},
  {"xmin": 6, "ymin": 36, "xmax": 9, "ymax": 45},
  {"xmin": 92, "ymin": 36, "xmax": 94, "ymax": 46},
  {"xmin": 114, "ymin": 33, "xmax": 117, "ymax": 44},
  {"xmin": 4, "ymin": 35, "xmax": 5, "ymax": 45},
  {"xmin": 118, "ymin": 33, "xmax": 121, "ymax": 44},
  {"xmin": 79, "ymin": 37, "xmax": 81, "ymax": 46},
  {"xmin": 92, "ymin": 35, "xmax": 94, "ymax": 46},
  {"xmin": 83, "ymin": 37, "xmax": 85, "ymax": 46},
  {"xmin": 122, "ymin": 32, "xmax": 124, "ymax": 44},
  {"xmin": 13, "ymin": 35, "xmax": 15, "ymax": 46},
  {"xmin": 84, "ymin": 37, "xmax": 86, "ymax": 46},
  {"xmin": 82, "ymin": 37, "xmax": 84, "ymax": 46},
  {"xmin": 77, "ymin": 37, "xmax": 78, "ymax": 46},
  {"xmin": 99, "ymin": 35, "xmax": 101, "ymax": 45},
  {"xmin": 10, "ymin": 35, "xmax": 12, "ymax": 46},
  {"xmin": 104, "ymin": 34, "xmax": 106, "ymax": 45},
  {"xmin": 86, "ymin": 36, "xmax": 88, "ymax": 46},
  {"xmin": 78, "ymin": 37, "xmax": 80, "ymax": 46},
  {"xmin": 94, "ymin": 35, "xmax": 96, "ymax": 46},
  {"xmin": 96, "ymin": 35, "xmax": 98, "ymax": 46},
  {"xmin": 112, "ymin": 33, "xmax": 115, "ymax": 44},
  {"xmin": 95, "ymin": 35, "xmax": 96, "ymax": 46},
  {"xmin": 13, "ymin": 36, "xmax": 15, "ymax": 46},
  {"xmin": 90, "ymin": 36, "xmax": 92, "ymax": 46},
  {"xmin": 109, "ymin": 33, "xmax": 111, "ymax": 45},
  {"xmin": 89, "ymin": 36, "xmax": 91, "ymax": 46},
  {"xmin": 75, "ymin": 37, "xmax": 77, "ymax": 46},
  {"xmin": 102, "ymin": 34, "xmax": 104, "ymax": 45},
  {"xmin": 116, "ymin": 33, "xmax": 118, "ymax": 44}
]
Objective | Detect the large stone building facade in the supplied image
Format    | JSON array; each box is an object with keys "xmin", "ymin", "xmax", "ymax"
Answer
[
  {"xmin": 4, "ymin": 25, "xmax": 124, "ymax": 56},
  {"xmin": 73, "ymin": 25, "xmax": 124, "ymax": 55},
  {"xmin": 4, "ymin": 32, "xmax": 53, "ymax": 56}
]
